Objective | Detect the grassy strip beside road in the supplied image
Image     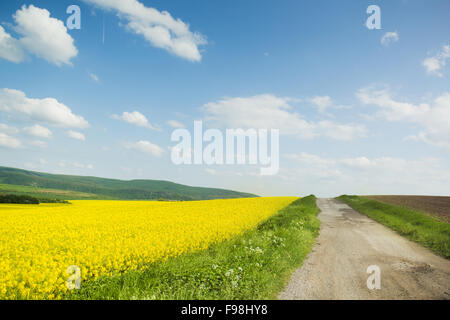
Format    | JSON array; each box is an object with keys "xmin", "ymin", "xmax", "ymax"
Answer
[
  {"xmin": 68, "ymin": 195, "xmax": 320, "ymax": 300},
  {"xmin": 337, "ymin": 195, "xmax": 450, "ymax": 259}
]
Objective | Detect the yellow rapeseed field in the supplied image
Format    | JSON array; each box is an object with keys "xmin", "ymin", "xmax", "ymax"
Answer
[{"xmin": 0, "ymin": 197, "xmax": 296, "ymax": 299}]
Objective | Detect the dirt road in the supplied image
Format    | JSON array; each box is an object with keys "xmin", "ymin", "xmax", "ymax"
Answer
[{"xmin": 279, "ymin": 198, "xmax": 450, "ymax": 300}]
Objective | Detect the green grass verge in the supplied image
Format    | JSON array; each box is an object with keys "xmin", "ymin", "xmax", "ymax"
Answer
[
  {"xmin": 337, "ymin": 195, "xmax": 450, "ymax": 259},
  {"xmin": 66, "ymin": 195, "xmax": 320, "ymax": 300}
]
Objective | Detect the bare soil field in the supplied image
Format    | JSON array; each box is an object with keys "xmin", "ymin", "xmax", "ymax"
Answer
[{"xmin": 366, "ymin": 195, "xmax": 450, "ymax": 223}]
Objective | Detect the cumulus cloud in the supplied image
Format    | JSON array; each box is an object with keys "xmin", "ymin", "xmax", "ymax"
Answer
[
  {"xmin": 29, "ymin": 140, "xmax": 47, "ymax": 148},
  {"xmin": 285, "ymin": 152, "xmax": 336, "ymax": 167},
  {"xmin": 58, "ymin": 161, "xmax": 66, "ymax": 168},
  {"xmin": 0, "ymin": 5, "xmax": 77, "ymax": 65},
  {"xmin": 205, "ymin": 168, "xmax": 216, "ymax": 175},
  {"xmin": 340, "ymin": 156, "xmax": 378, "ymax": 169},
  {"xmin": 0, "ymin": 26, "xmax": 25, "ymax": 63},
  {"xmin": 167, "ymin": 120, "xmax": 185, "ymax": 128},
  {"xmin": 356, "ymin": 86, "xmax": 429, "ymax": 121},
  {"xmin": 310, "ymin": 96, "xmax": 333, "ymax": 114},
  {"xmin": 0, "ymin": 132, "xmax": 21, "ymax": 148},
  {"xmin": 356, "ymin": 85, "xmax": 450, "ymax": 148},
  {"xmin": 111, "ymin": 111, "xmax": 158, "ymax": 130},
  {"xmin": 0, "ymin": 88, "xmax": 88, "ymax": 128},
  {"xmin": 58, "ymin": 160, "xmax": 93, "ymax": 169},
  {"xmin": 285, "ymin": 153, "xmax": 403, "ymax": 172},
  {"xmin": 124, "ymin": 140, "xmax": 164, "ymax": 157},
  {"xmin": 13, "ymin": 5, "xmax": 78, "ymax": 66},
  {"xmin": 67, "ymin": 130, "xmax": 86, "ymax": 141},
  {"xmin": 84, "ymin": 0, "xmax": 206, "ymax": 62},
  {"xmin": 284, "ymin": 152, "xmax": 450, "ymax": 195},
  {"xmin": 309, "ymin": 95, "xmax": 350, "ymax": 116},
  {"xmin": 0, "ymin": 123, "xmax": 19, "ymax": 134},
  {"xmin": 202, "ymin": 94, "xmax": 366, "ymax": 141},
  {"xmin": 286, "ymin": 153, "xmax": 437, "ymax": 177},
  {"xmin": 23, "ymin": 124, "xmax": 52, "ymax": 138},
  {"xmin": 381, "ymin": 31, "xmax": 399, "ymax": 46},
  {"xmin": 73, "ymin": 162, "xmax": 94, "ymax": 169},
  {"xmin": 203, "ymin": 94, "xmax": 316, "ymax": 138},
  {"xmin": 318, "ymin": 120, "xmax": 367, "ymax": 141},
  {"xmin": 422, "ymin": 45, "xmax": 450, "ymax": 77}
]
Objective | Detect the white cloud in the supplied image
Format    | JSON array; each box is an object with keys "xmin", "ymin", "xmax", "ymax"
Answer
[
  {"xmin": 12, "ymin": 5, "xmax": 78, "ymax": 66},
  {"xmin": 167, "ymin": 120, "xmax": 185, "ymax": 128},
  {"xmin": 172, "ymin": 111, "xmax": 189, "ymax": 118},
  {"xmin": 356, "ymin": 86, "xmax": 429, "ymax": 121},
  {"xmin": 203, "ymin": 94, "xmax": 316, "ymax": 138},
  {"xmin": 0, "ymin": 123, "xmax": 19, "ymax": 134},
  {"xmin": 0, "ymin": 5, "xmax": 78, "ymax": 66},
  {"xmin": 340, "ymin": 156, "xmax": 377, "ymax": 169},
  {"xmin": 0, "ymin": 132, "xmax": 21, "ymax": 148},
  {"xmin": 24, "ymin": 124, "xmax": 52, "ymax": 138},
  {"xmin": 29, "ymin": 140, "xmax": 47, "ymax": 148},
  {"xmin": 381, "ymin": 31, "xmax": 399, "ymax": 46},
  {"xmin": 283, "ymin": 152, "xmax": 450, "ymax": 195},
  {"xmin": 309, "ymin": 95, "xmax": 349, "ymax": 116},
  {"xmin": 205, "ymin": 168, "xmax": 216, "ymax": 175},
  {"xmin": 124, "ymin": 140, "xmax": 164, "ymax": 157},
  {"xmin": 84, "ymin": 0, "xmax": 206, "ymax": 62},
  {"xmin": 0, "ymin": 26, "xmax": 25, "ymax": 63},
  {"xmin": 292, "ymin": 153, "xmax": 434, "ymax": 176},
  {"xmin": 67, "ymin": 130, "xmax": 86, "ymax": 141},
  {"xmin": 58, "ymin": 161, "xmax": 66, "ymax": 168},
  {"xmin": 58, "ymin": 160, "xmax": 93, "ymax": 169},
  {"xmin": 73, "ymin": 162, "xmax": 94, "ymax": 169},
  {"xmin": 422, "ymin": 45, "xmax": 450, "ymax": 77},
  {"xmin": 203, "ymin": 94, "xmax": 366, "ymax": 141},
  {"xmin": 405, "ymin": 132, "xmax": 449, "ymax": 149},
  {"xmin": 284, "ymin": 152, "xmax": 336, "ymax": 167},
  {"xmin": 89, "ymin": 72, "xmax": 100, "ymax": 83},
  {"xmin": 318, "ymin": 120, "xmax": 367, "ymax": 141},
  {"xmin": 0, "ymin": 88, "xmax": 88, "ymax": 128},
  {"xmin": 356, "ymin": 86, "xmax": 450, "ymax": 148},
  {"xmin": 310, "ymin": 96, "xmax": 333, "ymax": 114},
  {"xmin": 423, "ymin": 57, "xmax": 441, "ymax": 75},
  {"xmin": 111, "ymin": 111, "xmax": 158, "ymax": 130}
]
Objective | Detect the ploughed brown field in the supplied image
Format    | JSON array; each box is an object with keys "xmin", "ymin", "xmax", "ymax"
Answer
[{"xmin": 366, "ymin": 195, "xmax": 450, "ymax": 223}]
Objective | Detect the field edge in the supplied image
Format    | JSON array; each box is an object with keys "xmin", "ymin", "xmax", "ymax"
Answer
[
  {"xmin": 336, "ymin": 195, "xmax": 450, "ymax": 259},
  {"xmin": 66, "ymin": 195, "xmax": 320, "ymax": 300}
]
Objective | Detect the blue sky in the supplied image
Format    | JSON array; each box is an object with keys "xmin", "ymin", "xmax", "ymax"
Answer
[{"xmin": 0, "ymin": 0, "xmax": 449, "ymax": 197}]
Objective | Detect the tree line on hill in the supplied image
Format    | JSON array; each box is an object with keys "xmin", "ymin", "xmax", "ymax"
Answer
[
  {"xmin": 0, "ymin": 194, "xmax": 70, "ymax": 204},
  {"xmin": 0, "ymin": 166, "xmax": 257, "ymax": 201}
]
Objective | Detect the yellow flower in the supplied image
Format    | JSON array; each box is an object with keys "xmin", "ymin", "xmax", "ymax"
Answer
[{"xmin": 0, "ymin": 197, "xmax": 297, "ymax": 299}]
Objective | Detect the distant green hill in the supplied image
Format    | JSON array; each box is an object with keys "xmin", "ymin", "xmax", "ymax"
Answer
[{"xmin": 0, "ymin": 166, "xmax": 257, "ymax": 201}]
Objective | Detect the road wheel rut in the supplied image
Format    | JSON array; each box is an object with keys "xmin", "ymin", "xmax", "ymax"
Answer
[{"xmin": 279, "ymin": 198, "xmax": 450, "ymax": 300}]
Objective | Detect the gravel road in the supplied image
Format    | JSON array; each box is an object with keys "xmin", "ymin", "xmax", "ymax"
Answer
[{"xmin": 279, "ymin": 198, "xmax": 450, "ymax": 300}]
